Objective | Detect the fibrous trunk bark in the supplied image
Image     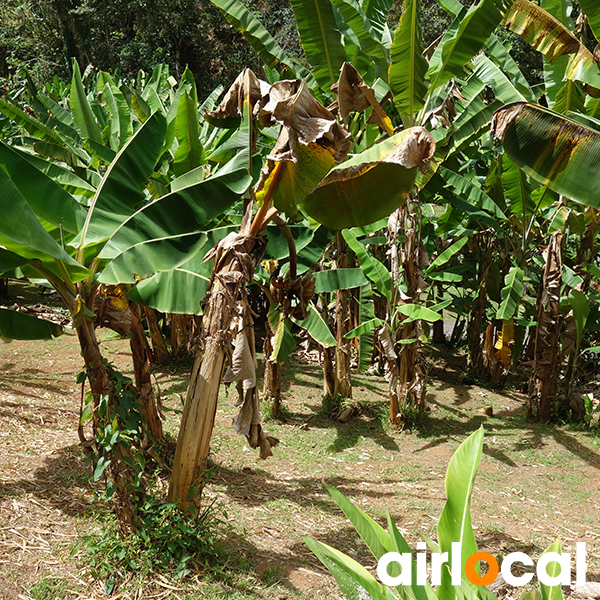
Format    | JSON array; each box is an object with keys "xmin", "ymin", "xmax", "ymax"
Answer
[
  {"xmin": 144, "ymin": 307, "xmax": 170, "ymax": 364},
  {"xmin": 129, "ymin": 308, "xmax": 163, "ymax": 443},
  {"xmin": 466, "ymin": 232, "xmax": 493, "ymax": 374},
  {"xmin": 262, "ymin": 316, "xmax": 282, "ymax": 418},
  {"xmin": 168, "ymin": 232, "xmax": 267, "ymax": 510},
  {"xmin": 334, "ymin": 233, "xmax": 352, "ymax": 399},
  {"xmin": 529, "ymin": 232, "xmax": 564, "ymax": 421},
  {"xmin": 76, "ymin": 318, "xmax": 137, "ymax": 536}
]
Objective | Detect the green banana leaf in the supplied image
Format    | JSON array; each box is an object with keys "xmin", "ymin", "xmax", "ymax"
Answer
[
  {"xmin": 290, "ymin": 0, "xmax": 348, "ymax": 90},
  {"xmin": 99, "ymin": 166, "xmax": 250, "ymax": 261},
  {"xmin": 501, "ymin": 154, "xmax": 537, "ymax": 216},
  {"xmin": 303, "ymin": 537, "xmax": 395, "ymax": 600},
  {"xmin": 396, "ymin": 303, "xmax": 442, "ymax": 322},
  {"xmin": 271, "ymin": 316, "xmax": 296, "ymax": 363},
  {"xmin": 427, "ymin": 0, "xmax": 507, "ymax": 93},
  {"xmin": 0, "ymin": 168, "xmax": 89, "ymax": 280},
  {"xmin": 0, "ymin": 307, "xmax": 62, "ymax": 340},
  {"xmin": 492, "ymin": 102, "xmax": 600, "ymax": 208},
  {"xmin": 302, "ymin": 127, "xmax": 434, "ymax": 230},
  {"xmin": 263, "ymin": 223, "xmax": 315, "ymax": 261},
  {"xmin": 125, "ymin": 225, "xmax": 236, "ymax": 314},
  {"xmin": 313, "ymin": 268, "xmax": 368, "ymax": 293},
  {"xmin": 361, "ymin": 0, "xmax": 393, "ymax": 44},
  {"xmin": 0, "ymin": 142, "xmax": 87, "ymax": 234},
  {"xmin": 77, "ymin": 112, "xmax": 167, "ymax": 247},
  {"xmin": 98, "ymin": 233, "xmax": 208, "ymax": 284},
  {"xmin": 484, "ymin": 34, "xmax": 535, "ymax": 102},
  {"xmin": 345, "ymin": 317, "xmax": 385, "ymax": 338},
  {"xmin": 70, "ymin": 60, "xmax": 103, "ymax": 144},
  {"xmin": 539, "ymin": 539, "xmax": 566, "ymax": 600},
  {"xmin": 437, "ymin": 427, "xmax": 484, "ymax": 600},
  {"xmin": 0, "ymin": 248, "xmax": 30, "ymax": 274},
  {"xmin": 471, "ymin": 54, "xmax": 525, "ymax": 104},
  {"xmin": 101, "ymin": 80, "xmax": 133, "ymax": 150},
  {"xmin": 387, "ymin": 514, "xmax": 438, "ymax": 600},
  {"xmin": 553, "ymin": 80, "xmax": 585, "ymax": 115},
  {"xmin": 388, "ymin": 0, "xmax": 428, "ymax": 116},
  {"xmin": 211, "ymin": 0, "xmax": 305, "ymax": 77},
  {"xmin": 496, "ymin": 266, "xmax": 524, "ymax": 320},
  {"xmin": 173, "ymin": 89, "xmax": 206, "ymax": 177},
  {"xmin": 568, "ymin": 289, "xmax": 589, "ymax": 348},
  {"xmin": 440, "ymin": 167, "xmax": 507, "ymax": 222},
  {"xmin": 0, "ymin": 98, "xmax": 63, "ymax": 144},
  {"xmin": 331, "ymin": 0, "xmax": 388, "ymax": 69},
  {"xmin": 128, "ymin": 267, "xmax": 211, "ymax": 315},
  {"xmin": 325, "ymin": 483, "xmax": 393, "ymax": 559},
  {"xmin": 290, "ymin": 305, "xmax": 336, "ymax": 347},
  {"xmin": 343, "ymin": 229, "xmax": 392, "ymax": 300},
  {"xmin": 578, "ymin": 0, "xmax": 600, "ymax": 43}
]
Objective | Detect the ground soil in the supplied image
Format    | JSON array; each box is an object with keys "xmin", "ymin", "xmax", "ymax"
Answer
[{"xmin": 1, "ymin": 283, "xmax": 599, "ymax": 599}]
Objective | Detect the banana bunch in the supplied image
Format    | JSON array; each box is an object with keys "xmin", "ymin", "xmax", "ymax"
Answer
[{"xmin": 269, "ymin": 271, "xmax": 315, "ymax": 320}]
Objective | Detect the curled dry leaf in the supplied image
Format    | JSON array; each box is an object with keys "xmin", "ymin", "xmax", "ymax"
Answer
[
  {"xmin": 205, "ymin": 68, "xmax": 270, "ymax": 122},
  {"xmin": 255, "ymin": 79, "xmax": 352, "ymax": 218},
  {"xmin": 331, "ymin": 62, "xmax": 394, "ymax": 136}
]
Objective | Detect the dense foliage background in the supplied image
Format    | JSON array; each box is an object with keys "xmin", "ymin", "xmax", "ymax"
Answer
[{"xmin": 0, "ymin": 0, "xmax": 547, "ymax": 99}]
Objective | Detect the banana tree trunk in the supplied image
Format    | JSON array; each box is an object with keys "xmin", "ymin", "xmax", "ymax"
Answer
[
  {"xmin": 75, "ymin": 316, "xmax": 137, "ymax": 536},
  {"xmin": 144, "ymin": 307, "xmax": 170, "ymax": 364},
  {"xmin": 529, "ymin": 232, "xmax": 564, "ymax": 421},
  {"xmin": 466, "ymin": 233, "xmax": 492, "ymax": 374},
  {"xmin": 129, "ymin": 308, "xmax": 163, "ymax": 443},
  {"xmin": 334, "ymin": 233, "xmax": 352, "ymax": 399},
  {"xmin": 262, "ymin": 317, "xmax": 282, "ymax": 418},
  {"xmin": 396, "ymin": 205, "xmax": 426, "ymax": 418},
  {"xmin": 168, "ymin": 231, "xmax": 267, "ymax": 510},
  {"xmin": 170, "ymin": 313, "xmax": 188, "ymax": 361}
]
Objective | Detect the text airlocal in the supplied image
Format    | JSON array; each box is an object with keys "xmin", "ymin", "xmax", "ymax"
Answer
[{"xmin": 377, "ymin": 542, "xmax": 587, "ymax": 588}]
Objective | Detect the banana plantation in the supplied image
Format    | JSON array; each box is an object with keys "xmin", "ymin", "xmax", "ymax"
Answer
[{"xmin": 1, "ymin": 0, "xmax": 600, "ymax": 598}]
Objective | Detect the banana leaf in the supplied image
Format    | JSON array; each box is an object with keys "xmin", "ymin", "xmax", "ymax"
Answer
[
  {"xmin": 77, "ymin": 112, "xmax": 167, "ymax": 247},
  {"xmin": 437, "ymin": 427, "xmax": 484, "ymax": 600},
  {"xmin": 427, "ymin": 0, "xmax": 507, "ymax": 93},
  {"xmin": 0, "ymin": 168, "xmax": 89, "ymax": 279},
  {"xmin": 70, "ymin": 60, "xmax": 103, "ymax": 144},
  {"xmin": 290, "ymin": 0, "xmax": 347, "ymax": 90},
  {"xmin": 343, "ymin": 229, "xmax": 392, "ymax": 300},
  {"xmin": 576, "ymin": 0, "xmax": 600, "ymax": 44},
  {"xmin": 0, "ymin": 308, "xmax": 62, "ymax": 340},
  {"xmin": 302, "ymin": 127, "xmax": 434, "ymax": 229},
  {"xmin": 313, "ymin": 268, "xmax": 368, "ymax": 292},
  {"xmin": 496, "ymin": 266, "xmax": 523, "ymax": 320},
  {"xmin": 388, "ymin": 0, "xmax": 428, "ymax": 116},
  {"xmin": 0, "ymin": 142, "xmax": 87, "ymax": 234},
  {"xmin": 492, "ymin": 102, "xmax": 600, "ymax": 208}
]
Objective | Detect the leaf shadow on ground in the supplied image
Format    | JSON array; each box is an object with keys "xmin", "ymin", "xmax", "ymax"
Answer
[{"xmin": 0, "ymin": 444, "xmax": 95, "ymax": 518}]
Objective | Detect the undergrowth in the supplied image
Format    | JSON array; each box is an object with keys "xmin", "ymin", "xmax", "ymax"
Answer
[{"xmin": 75, "ymin": 496, "xmax": 226, "ymax": 592}]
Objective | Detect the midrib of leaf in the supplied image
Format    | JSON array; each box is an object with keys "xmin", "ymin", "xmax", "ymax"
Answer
[
  {"xmin": 313, "ymin": 0, "xmax": 335, "ymax": 86},
  {"xmin": 185, "ymin": 97, "xmax": 196, "ymax": 171},
  {"xmin": 408, "ymin": 0, "xmax": 418, "ymax": 120},
  {"xmin": 430, "ymin": 4, "xmax": 479, "ymax": 93}
]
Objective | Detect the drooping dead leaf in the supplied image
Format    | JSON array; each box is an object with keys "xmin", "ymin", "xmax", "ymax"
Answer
[
  {"xmin": 260, "ymin": 79, "xmax": 352, "ymax": 162},
  {"xmin": 205, "ymin": 69, "xmax": 270, "ymax": 121},
  {"xmin": 331, "ymin": 63, "xmax": 394, "ymax": 136}
]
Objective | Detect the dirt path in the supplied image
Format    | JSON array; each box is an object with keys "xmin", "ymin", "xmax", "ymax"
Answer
[{"xmin": 1, "ymin": 310, "xmax": 599, "ymax": 599}]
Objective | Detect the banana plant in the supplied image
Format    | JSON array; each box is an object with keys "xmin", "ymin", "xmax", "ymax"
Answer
[
  {"xmin": 167, "ymin": 68, "xmax": 436, "ymax": 510},
  {"xmin": 0, "ymin": 62, "xmax": 254, "ymax": 532}
]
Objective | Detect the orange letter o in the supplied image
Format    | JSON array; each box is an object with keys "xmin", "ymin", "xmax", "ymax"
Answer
[{"xmin": 465, "ymin": 552, "xmax": 499, "ymax": 587}]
